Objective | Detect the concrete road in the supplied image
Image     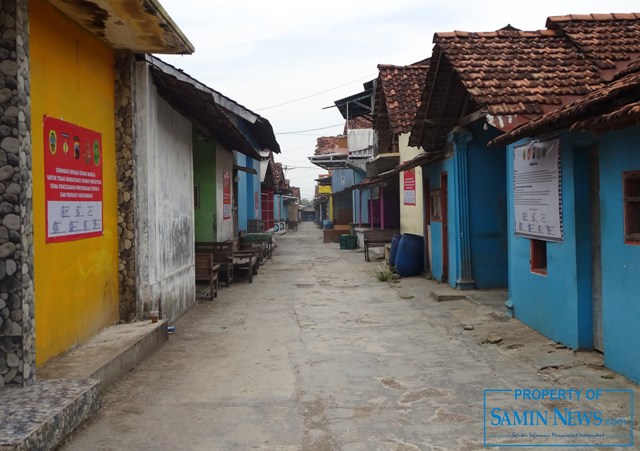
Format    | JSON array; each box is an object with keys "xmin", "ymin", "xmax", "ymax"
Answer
[{"xmin": 63, "ymin": 223, "xmax": 639, "ymax": 450}]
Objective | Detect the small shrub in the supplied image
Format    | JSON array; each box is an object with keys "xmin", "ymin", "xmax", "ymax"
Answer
[{"xmin": 376, "ymin": 265, "xmax": 393, "ymax": 282}]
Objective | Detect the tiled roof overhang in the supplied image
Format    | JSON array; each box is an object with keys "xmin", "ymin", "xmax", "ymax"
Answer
[
  {"xmin": 147, "ymin": 58, "xmax": 261, "ymax": 159},
  {"xmin": 492, "ymin": 63, "xmax": 640, "ymax": 145},
  {"xmin": 48, "ymin": 0, "xmax": 194, "ymax": 54},
  {"xmin": 409, "ymin": 28, "xmax": 605, "ymax": 151},
  {"xmin": 374, "ymin": 64, "xmax": 429, "ymax": 135},
  {"xmin": 546, "ymin": 13, "xmax": 640, "ymax": 80},
  {"xmin": 409, "ymin": 49, "xmax": 482, "ymax": 151}
]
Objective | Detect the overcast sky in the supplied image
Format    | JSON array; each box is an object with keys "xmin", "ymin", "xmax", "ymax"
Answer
[{"xmin": 158, "ymin": 0, "xmax": 639, "ymax": 199}]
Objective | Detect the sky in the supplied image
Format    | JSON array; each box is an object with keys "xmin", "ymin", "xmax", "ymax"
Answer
[{"xmin": 157, "ymin": 0, "xmax": 639, "ymax": 199}]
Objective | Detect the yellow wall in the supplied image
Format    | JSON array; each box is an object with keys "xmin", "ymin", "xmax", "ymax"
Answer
[
  {"xmin": 318, "ymin": 185, "xmax": 333, "ymax": 219},
  {"xmin": 399, "ymin": 134, "xmax": 425, "ymax": 236},
  {"xmin": 31, "ymin": 0, "xmax": 118, "ymax": 365}
]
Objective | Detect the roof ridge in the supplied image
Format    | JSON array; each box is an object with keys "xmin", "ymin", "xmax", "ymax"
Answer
[
  {"xmin": 377, "ymin": 64, "xmax": 430, "ymax": 70},
  {"xmin": 547, "ymin": 13, "xmax": 640, "ymax": 23},
  {"xmin": 434, "ymin": 29, "xmax": 561, "ymax": 40}
]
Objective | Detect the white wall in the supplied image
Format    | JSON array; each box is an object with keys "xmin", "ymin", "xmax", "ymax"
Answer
[
  {"xmin": 134, "ymin": 62, "xmax": 195, "ymax": 321},
  {"xmin": 399, "ymin": 133, "xmax": 425, "ymax": 236},
  {"xmin": 216, "ymin": 148, "xmax": 234, "ymax": 241}
]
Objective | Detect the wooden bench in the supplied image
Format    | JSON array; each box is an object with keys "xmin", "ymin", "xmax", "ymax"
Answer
[
  {"xmin": 195, "ymin": 241, "xmax": 234, "ymax": 286},
  {"xmin": 196, "ymin": 240, "xmax": 259, "ymax": 285},
  {"xmin": 286, "ymin": 220, "xmax": 298, "ymax": 231},
  {"xmin": 239, "ymin": 241, "xmax": 267, "ymax": 263},
  {"xmin": 232, "ymin": 238, "xmax": 260, "ymax": 283},
  {"xmin": 195, "ymin": 253, "xmax": 220, "ymax": 299},
  {"xmin": 240, "ymin": 232, "xmax": 274, "ymax": 260},
  {"xmin": 363, "ymin": 229, "xmax": 399, "ymax": 262}
]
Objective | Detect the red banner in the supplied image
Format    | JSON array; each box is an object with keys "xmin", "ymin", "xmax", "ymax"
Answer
[
  {"xmin": 403, "ymin": 168, "xmax": 416, "ymax": 205},
  {"xmin": 44, "ymin": 116, "xmax": 103, "ymax": 242},
  {"xmin": 223, "ymin": 170, "xmax": 231, "ymax": 219}
]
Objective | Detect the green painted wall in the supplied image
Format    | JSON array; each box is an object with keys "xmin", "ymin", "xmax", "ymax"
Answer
[{"xmin": 193, "ymin": 135, "xmax": 217, "ymax": 241}]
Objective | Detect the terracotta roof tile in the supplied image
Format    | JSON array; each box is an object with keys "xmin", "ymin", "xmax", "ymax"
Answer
[
  {"xmin": 373, "ymin": 64, "xmax": 429, "ymax": 134},
  {"xmin": 492, "ymin": 59, "xmax": 640, "ymax": 144},
  {"xmin": 314, "ymin": 136, "xmax": 348, "ymax": 155},
  {"xmin": 433, "ymin": 30, "xmax": 603, "ymax": 116},
  {"xmin": 411, "ymin": 13, "xmax": 640, "ymax": 151},
  {"xmin": 547, "ymin": 14, "xmax": 640, "ymax": 76},
  {"xmin": 345, "ymin": 116, "xmax": 372, "ymax": 132}
]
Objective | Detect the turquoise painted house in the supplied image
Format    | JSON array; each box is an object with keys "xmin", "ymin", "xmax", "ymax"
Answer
[
  {"xmin": 415, "ymin": 124, "xmax": 507, "ymax": 289},
  {"xmin": 410, "ymin": 15, "xmax": 640, "ymax": 292},
  {"xmin": 496, "ymin": 57, "xmax": 640, "ymax": 383},
  {"xmin": 235, "ymin": 152, "xmax": 261, "ymax": 235}
]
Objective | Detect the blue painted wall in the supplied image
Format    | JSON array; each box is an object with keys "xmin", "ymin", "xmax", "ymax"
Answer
[
  {"xmin": 246, "ymin": 157, "xmax": 258, "ymax": 221},
  {"xmin": 598, "ymin": 126, "xmax": 640, "ymax": 383},
  {"xmin": 507, "ymin": 125, "xmax": 640, "ymax": 383},
  {"xmin": 507, "ymin": 130, "xmax": 601, "ymax": 352},
  {"xmin": 421, "ymin": 125, "xmax": 507, "ymax": 289},
  {"xmin": 273, "ymin": 194, "xmax": 285, "ymax": 221},
  {"xmin": 235, "ymin": 153, "xmax": 260, "ymax": 233},
  {"xmin": 331, "ymin": 168, "xmax": 355, "ymax": 193},
  {"xmin": 236, "ymin": 153, "xmax": 248, "ymax": 233},
  {"xmin": 467, "ymin": 123, "xmax": 508, "ymax": 288},
  {"xmin": 422, "ymin": 158, "xmax": 455, "ymax": 285},
  {"xmin": 352, "ymin": 170, "xmax": 370, "ymax": 224}
]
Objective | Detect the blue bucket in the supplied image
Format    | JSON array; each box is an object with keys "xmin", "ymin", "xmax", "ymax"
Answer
[
  {"xmin": 388, "ymin": 234, "xmax": 402, "ymax": 267},
  {"xmin": 395, "ymin": 233, "xmax": 424, "ymax": 277}
]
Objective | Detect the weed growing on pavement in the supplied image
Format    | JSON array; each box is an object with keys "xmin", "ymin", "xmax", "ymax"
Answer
[{"xmin": 376, "ymin": 265, "xmax": 393, "ymax": 282}]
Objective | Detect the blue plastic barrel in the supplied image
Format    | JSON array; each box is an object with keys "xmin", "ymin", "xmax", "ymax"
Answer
[
  {"xmin": 388, "ymin": 234, "xmax": 402, "ymax": 267},
  {"xmin": 395, "ymin": 233, "xmax": 424, "ymax": 277}
]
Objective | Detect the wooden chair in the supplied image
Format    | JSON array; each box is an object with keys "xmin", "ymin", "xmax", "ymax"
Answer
[
  {"xmin": 196, "ymin": 241, "xmax": 233, "ymax": 286},
  {"xmin": 195, "ymin": 253, "xmax": 220, "ymax": 299}
]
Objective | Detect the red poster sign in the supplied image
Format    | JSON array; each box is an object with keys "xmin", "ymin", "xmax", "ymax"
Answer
[
  {"xmin": 223, "ymin": 170, "xmax": 231, "ymax": 219},
  {"xmin": 43, "ymin": 116, "xmax": 103, "ymax": 242},
  {"xmin": 403, "ymin": 168, "xmax": 416, "ymax": 205}
]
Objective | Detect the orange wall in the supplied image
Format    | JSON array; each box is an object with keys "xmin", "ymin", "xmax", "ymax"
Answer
[{"xmin": 30, "ymin": 0, "xmax": 118, "ymax": 365}]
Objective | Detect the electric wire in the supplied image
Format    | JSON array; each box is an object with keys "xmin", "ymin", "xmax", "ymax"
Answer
[
  {"xmin": 275, "ymin": 123, "xmax": 344, "ymax": 135},
  {"xmin": 255, "ymin": 72, "xmax": 377, "ymax": 111}
]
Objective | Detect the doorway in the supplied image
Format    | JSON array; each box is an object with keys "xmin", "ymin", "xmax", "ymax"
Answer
[
  {"xmin": 441, "ymin": 172, "xmax": 449, "ymax": 282},
  {"xmin": 590, "ymin": 147, "xmax": 603, "ymax": 352},
  {"xmin": 423, "ymin": 177, "xmax": 431, "ymax": 275}
]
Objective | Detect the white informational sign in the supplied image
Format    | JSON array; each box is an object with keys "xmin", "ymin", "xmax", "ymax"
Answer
[
  {"xmin": 47, "ymin": 200, "xmax": 103, "ymax": 238},
  {"xmin": 513, "ymin": 138, "xmax": 563, "ymax": 241}
]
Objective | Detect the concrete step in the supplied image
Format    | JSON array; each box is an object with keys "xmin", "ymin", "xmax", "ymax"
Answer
[
  {"xmin": 429, "ymin": 290, "xmax": 468, "ymax": 302},
  {"xmin": 0, "ymin": 379, "xmax": 101, "ymax": 451},
  {"xmin": 0, "ymin": 320, "xmax": 167, "ymax": 450},
  {"xmin": 39, "ymin": 320, "xmax": 168, "ymax": 389}
]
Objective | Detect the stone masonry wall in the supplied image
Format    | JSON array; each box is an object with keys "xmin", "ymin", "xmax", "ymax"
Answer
[
  {"xmin": 115, "ymin": 50, "xmax": 137, "ymax": 322},
  {"xmin": 0, "ymin": 0, "xmax": 34, "ymax": 387}
]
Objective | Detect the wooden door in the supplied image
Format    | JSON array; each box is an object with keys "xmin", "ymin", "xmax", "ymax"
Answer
[{"xmin": 441, "ymin": 172, "xmax": 449, "ymax": 282}]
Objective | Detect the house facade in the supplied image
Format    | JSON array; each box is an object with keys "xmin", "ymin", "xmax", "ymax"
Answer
[
  {"xmin": 496, "ymin": 53, "xmax": 640, "ymax": 382},
  {"xmin": 373, "ymin": 64, "xmax": 429, "ymax": 238},
  {"xmin": 0, "ymin": 0, "xmax": 193, "ymax": 386}
]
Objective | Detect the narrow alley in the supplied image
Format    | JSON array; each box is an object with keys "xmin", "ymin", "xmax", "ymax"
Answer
[{"xmin": 62, "ymin": 224, "xmax": 638, "ymax": 450}]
